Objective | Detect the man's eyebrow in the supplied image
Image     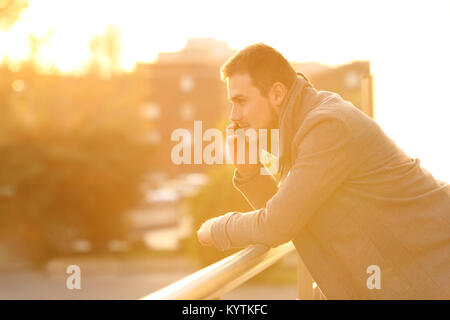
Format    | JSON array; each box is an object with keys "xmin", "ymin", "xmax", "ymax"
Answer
[{"xmin": 229, "ymin": 94, "xmax": 246, "ymax": 102}]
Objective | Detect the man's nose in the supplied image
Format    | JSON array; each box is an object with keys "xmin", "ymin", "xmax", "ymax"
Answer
[{"xmin": 229, "ymin": 105, "xmax": 241, "ymax": 122}]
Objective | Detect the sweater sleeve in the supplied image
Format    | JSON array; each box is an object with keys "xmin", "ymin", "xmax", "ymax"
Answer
[
  {"xmin": 232, "ymin": 166, "xmax": 279, "ymax": 210},
  {"xmin": 210, "ymin": 118, "xmax": 360, "ymax": 251}
]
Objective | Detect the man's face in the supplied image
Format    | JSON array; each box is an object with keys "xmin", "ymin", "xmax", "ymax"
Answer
[{"xmin": 227, "ymin": 73, "xmax": 279, "ymax": 130}]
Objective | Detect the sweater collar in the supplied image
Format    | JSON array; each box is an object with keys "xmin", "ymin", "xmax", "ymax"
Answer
[{"xmin": 278, "ymin": 74, "xmax": 313, "ymax": 177}]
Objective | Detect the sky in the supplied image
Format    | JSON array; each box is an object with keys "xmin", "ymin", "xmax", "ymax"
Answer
[{"xmin": 1, "ymin": 0, "xmax": 449, "ymax": 181}]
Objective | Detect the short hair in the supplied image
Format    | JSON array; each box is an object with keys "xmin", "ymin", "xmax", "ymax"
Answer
[{"xmin": 220, "ymin": 43, "xmax": 298, "ymax": 96}]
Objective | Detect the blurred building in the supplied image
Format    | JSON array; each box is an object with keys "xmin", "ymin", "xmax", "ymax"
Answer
[
  {"xmin": 301, "ymin": 61, "xmax": 371, "ymax": 113},
  {"xmin": 157, "ymin": 38, "xmax": 236, "ymax": 64},
  {"xmin": 136, "ymin": 39, "xmax": 235, "ymax": 175}
]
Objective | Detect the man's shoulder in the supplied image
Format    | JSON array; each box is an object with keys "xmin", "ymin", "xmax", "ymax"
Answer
[
  {"xmin": 290, "ymin": 90, "xmax": 382, "ymax": 158},
  {"xmin": 310, "ymin": 91, "xmax": 368, "ymax": 120},
  {"xmin": 301, "ymin": 90, "xmax": 377, "ymax": 136}
]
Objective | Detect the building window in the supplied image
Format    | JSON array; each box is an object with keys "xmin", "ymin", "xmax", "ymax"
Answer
[
  {"xmin": 180, "ymin": 102, "xmax": 195, "ymax": 121},
  {"xmin": 146, "ymin": 130, "xmax": 162, "ymax": 144},
  {"xmin": 140, "ymin": 103, "xmax": 160, "ymax": 120},
  {"xmin": 345, "ymin": 71, "xmax": 360, "ymax": 89},
  {"xmin": 179, "ymin": 75, "xmax": 194, "ymax": 93}
]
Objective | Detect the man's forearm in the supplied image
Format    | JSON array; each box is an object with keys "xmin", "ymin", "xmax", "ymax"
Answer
[{"xmin": 233, "ymin": 167, "xmax": 279, "ymax": 210}]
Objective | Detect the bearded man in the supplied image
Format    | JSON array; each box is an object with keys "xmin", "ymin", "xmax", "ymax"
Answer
[{"xmin": 197, "ymin": 43, "xmax": 449, "ymax": 299}]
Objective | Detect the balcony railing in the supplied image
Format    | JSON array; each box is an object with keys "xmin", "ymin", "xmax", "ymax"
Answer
[{"xmin": 141, "ymin": 241, "xmax": 324, "ymax": 300}]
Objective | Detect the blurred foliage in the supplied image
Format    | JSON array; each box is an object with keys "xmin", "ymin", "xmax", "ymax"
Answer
[
  {"xmin": 0, "ymin": 0, "xmax": 28, "ymax": 31},
  {"xmin": 0, "ymin": 65, "xmax": 153, "ymax": 265},
  {"xmin": 89, "ymin": 25, "xmax": 123, "ymax": 78},
  {"xmin": 183, "ymin": 165, "xmax": 252, "ymax": 266}
]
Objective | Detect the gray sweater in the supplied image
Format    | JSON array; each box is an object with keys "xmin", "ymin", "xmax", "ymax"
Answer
[{"xmin": 210, "ymin": 77, "xmax": 450, "ymax": 299}]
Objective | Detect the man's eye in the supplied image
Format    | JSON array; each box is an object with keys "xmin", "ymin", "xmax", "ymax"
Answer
[{"xmin": 230, "ymin": 99, "xmax": 245, "ymax": 107}]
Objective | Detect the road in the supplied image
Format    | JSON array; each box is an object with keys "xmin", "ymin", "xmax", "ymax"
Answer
[{"xmin": 0, "ymin": 255, "xmax": 297, "ymax": 300}]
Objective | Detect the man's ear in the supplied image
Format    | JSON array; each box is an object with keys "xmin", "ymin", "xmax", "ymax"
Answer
[{"xmin": 269, "ymin": 82, "xmax": 287, "ymax": 113}]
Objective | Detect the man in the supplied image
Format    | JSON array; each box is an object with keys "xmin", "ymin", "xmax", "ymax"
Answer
[{"xmin": 196, "ymin": 43, "xmax": 450, "ymax": 299}]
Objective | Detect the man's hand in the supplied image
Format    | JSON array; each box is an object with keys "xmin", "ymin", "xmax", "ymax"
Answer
[
  {"xmin": 226, "ymin": 123, "xmax": 261, "ymax": 176},
  {"xmin": 196, "ymin": 218, "xmax": 216, "ymax": 247}
]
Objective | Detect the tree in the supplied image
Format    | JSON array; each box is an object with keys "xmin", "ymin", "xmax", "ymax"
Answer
[
  {"xmin": 89, "ymin": 25, "xmax": 123, "ymax": 78},
  {"xmin": 0, "ymin": 67, "xmax": 153, "ymax": 266},
  {"xmin": 0, "ymin": 0, "xmax": 28, "ymax": 31}
]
